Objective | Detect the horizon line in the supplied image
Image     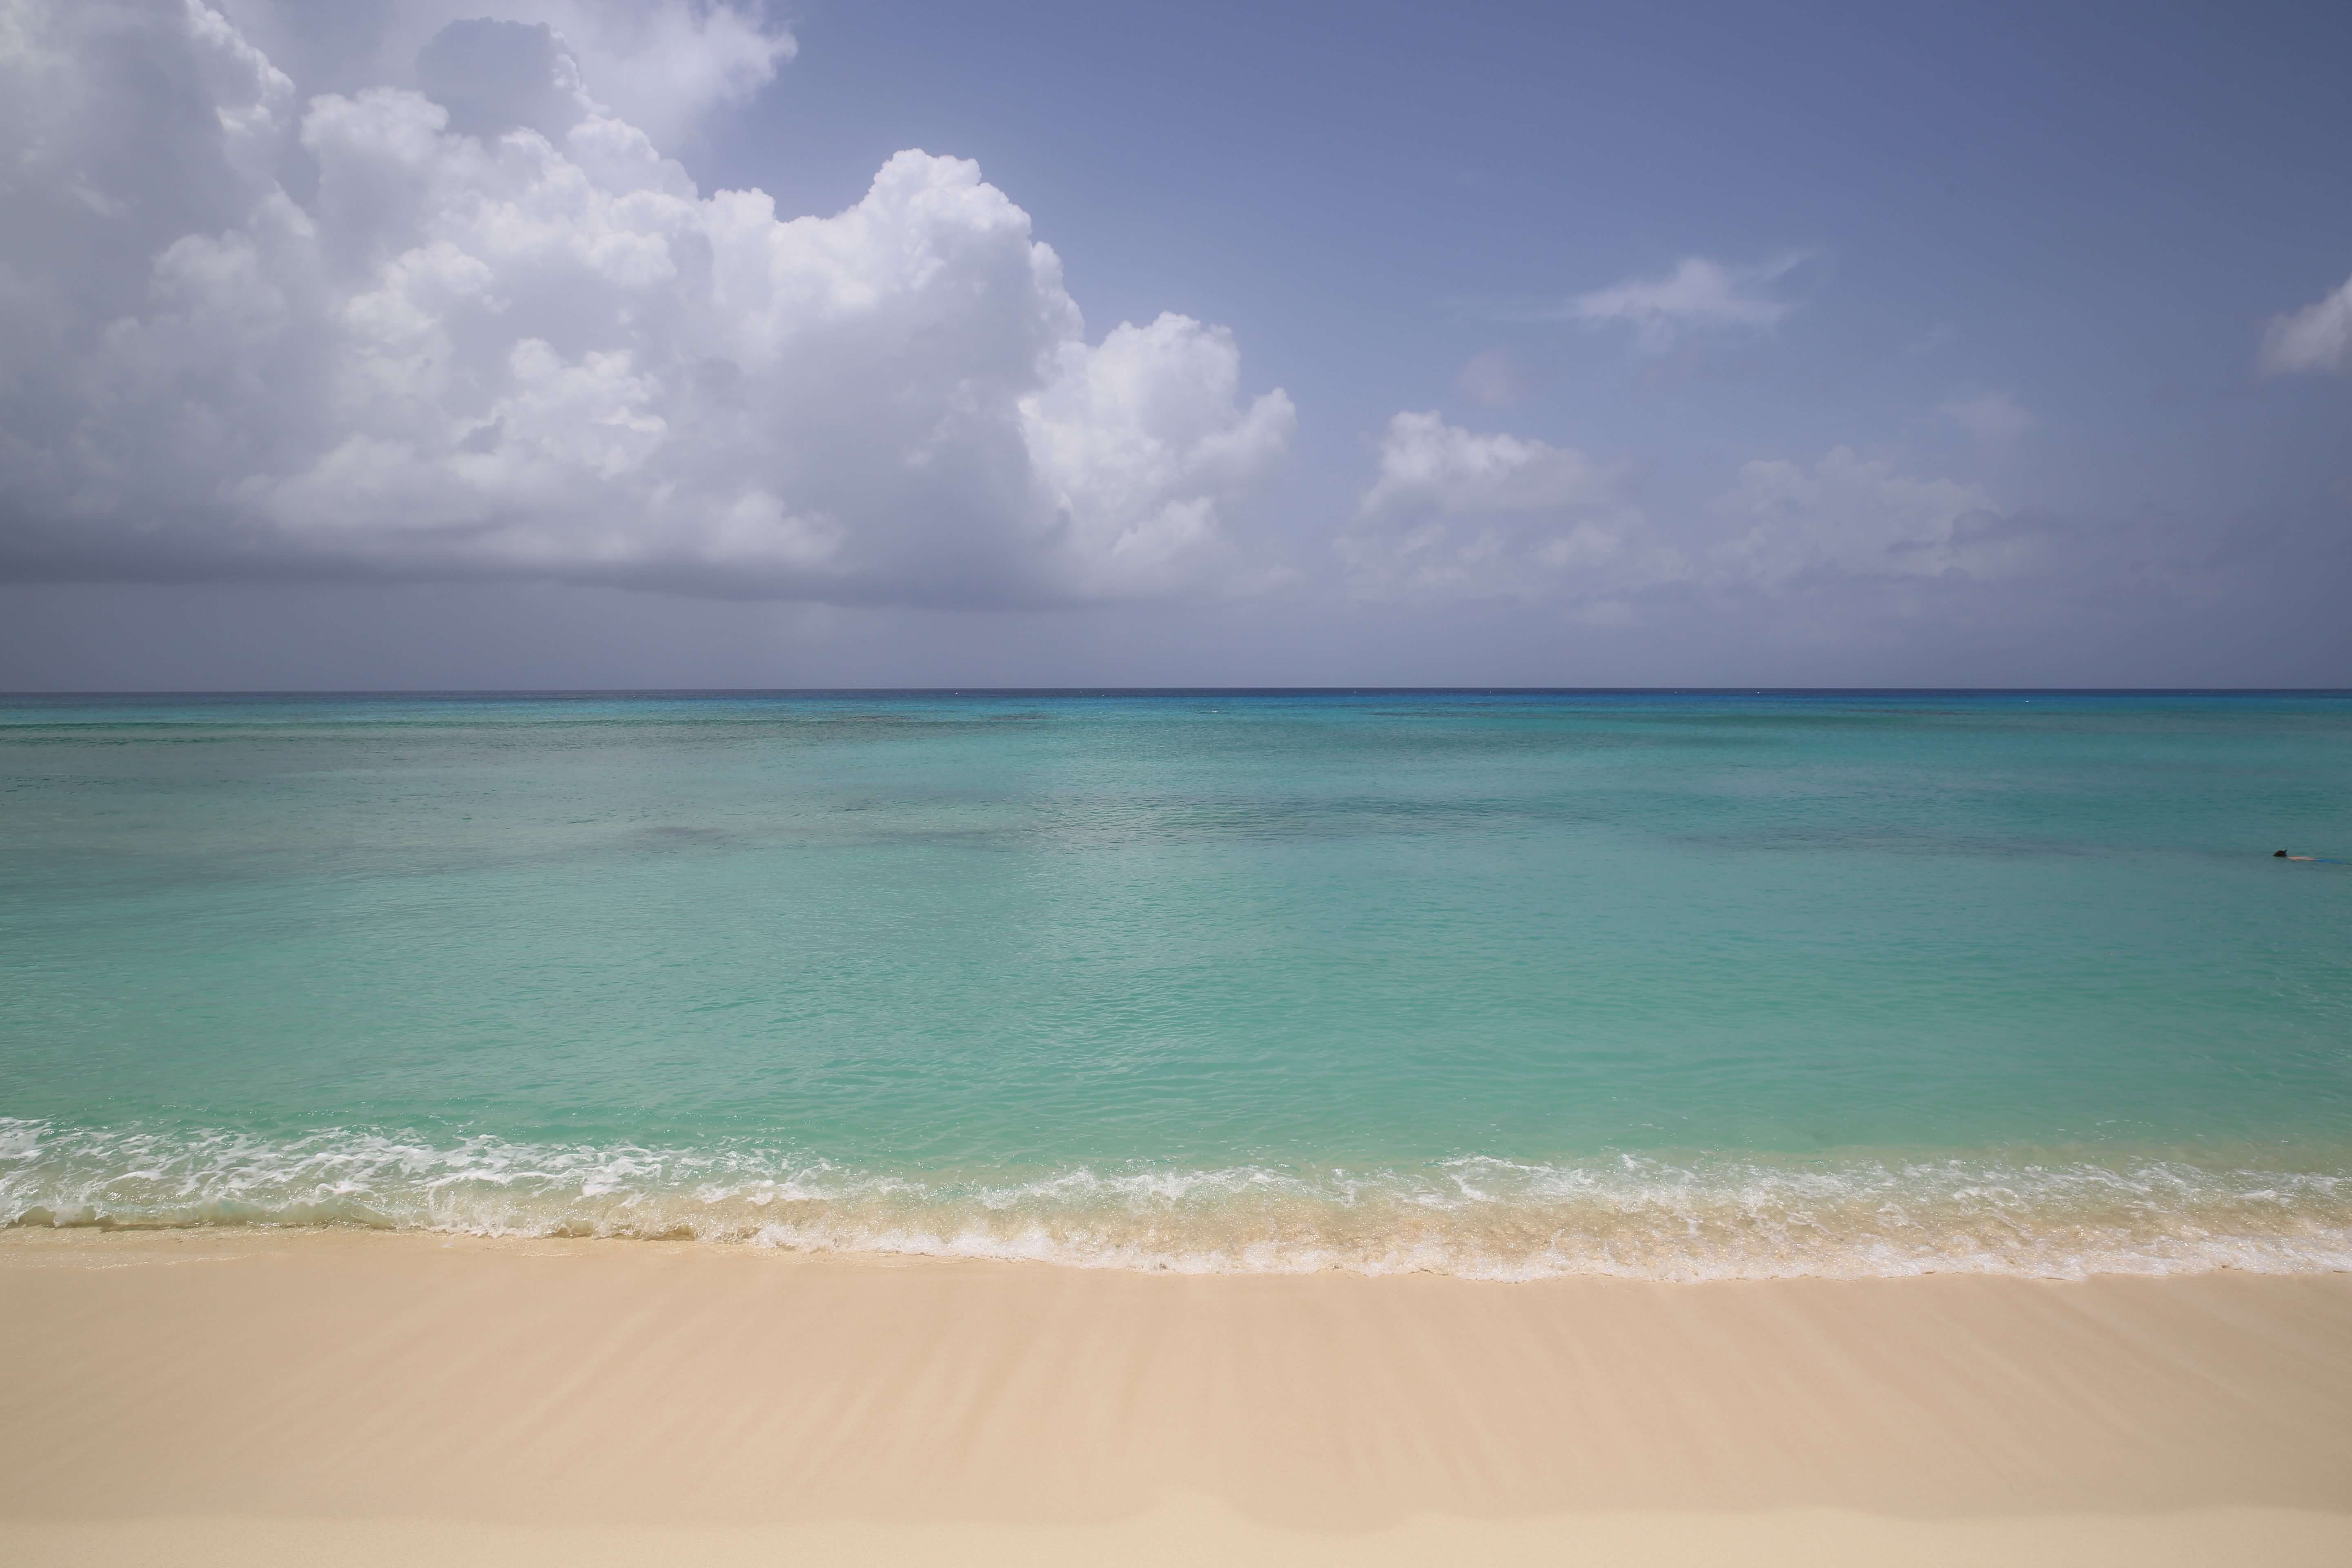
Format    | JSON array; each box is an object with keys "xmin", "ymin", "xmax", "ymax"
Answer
[{"xmin": 7, "ymin": 687, "xmax": 2352, "ymax": 700}]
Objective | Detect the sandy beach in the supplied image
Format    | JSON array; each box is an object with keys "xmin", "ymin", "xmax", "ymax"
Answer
[{"xmin": 0, "ymin": 1229, "xmax": 2345, "ymax": 1564}]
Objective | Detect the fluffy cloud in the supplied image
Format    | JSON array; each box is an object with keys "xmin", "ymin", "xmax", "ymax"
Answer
[
  {"xmin": 1569, "ymin": 255, "xmax": 1802, "ymax": 352},
  {"xmin": 0, "ymin": 0, "xmax": 1292, "ymax": 605},
  {"xmin": 2259, "ymin": 274, "xmax": 2352, "ymax": 376},
  {"xmin": 1711, "ymin": 447, "xmax": 2021, "ymax": 587},
  {"xmin": 218, "ymin": 0, "xmax": 795, "ymax": 148},
  {"xmin": 1340, "ymin": 412, "xmax": 1681, "ymax": 603}
]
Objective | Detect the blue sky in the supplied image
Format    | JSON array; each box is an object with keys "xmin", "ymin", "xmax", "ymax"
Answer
[
  {"xmin": 722, "ymin": 0, "xmax": 2348, "ymax": 519},
  {"xmin": 0, "ymin": 0, "xmax": 2347, "ymax": 686}
]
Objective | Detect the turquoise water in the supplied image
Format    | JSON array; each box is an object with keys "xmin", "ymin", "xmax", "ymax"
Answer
[{"xmin": 3, "ymin": 690, "xmax": 2349, "ymax": 1277}]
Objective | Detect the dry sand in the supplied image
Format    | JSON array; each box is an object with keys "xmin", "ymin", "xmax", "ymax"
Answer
[{"xmin": 1, "ymin": 1227, "xmax": 2348, "ymax": 1564}]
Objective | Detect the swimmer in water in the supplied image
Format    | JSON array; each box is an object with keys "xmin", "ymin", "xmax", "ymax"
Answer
[{"xmin": 2275, "ymin": 850, "xmax": 2348, "ymax": 863}]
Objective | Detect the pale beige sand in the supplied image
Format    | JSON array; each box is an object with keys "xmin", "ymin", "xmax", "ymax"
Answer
[{"xmin": 1, "ymin": 1227, "xmax": 2348, "ymax": 1565}]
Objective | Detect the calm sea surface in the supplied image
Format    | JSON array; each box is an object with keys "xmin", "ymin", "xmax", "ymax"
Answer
[{"xmin": 3, "ymin": 690, "xmax": 2348, "ymax": 1277}]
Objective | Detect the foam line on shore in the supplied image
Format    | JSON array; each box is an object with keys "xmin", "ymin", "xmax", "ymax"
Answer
[{"xmin": 7, "ymin": 1119, "xmax": 2350, "ymax": 1280}]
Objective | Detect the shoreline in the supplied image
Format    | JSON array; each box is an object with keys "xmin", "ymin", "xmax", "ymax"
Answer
[
  {"xmin": 2, "ymin": 1228, "xmax": 2348, "ymax": 1564},
  {"xmin": 13, "ymin": 1118, "xmax": 2352, "ymax": 1281},
  {"xmin": 9, "ymin": 1205, "xmax": 2352, "ymax": 1281}
]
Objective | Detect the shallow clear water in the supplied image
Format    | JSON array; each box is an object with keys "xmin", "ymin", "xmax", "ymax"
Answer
[{"xmin": 3, "ymin": 690, "xmax": 2349, "ymax": 1277}]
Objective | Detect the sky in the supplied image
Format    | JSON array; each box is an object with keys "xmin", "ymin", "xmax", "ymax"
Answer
[{"xmin": 1, "ymin": 0, "xmax": 2348, "ymax": 689}]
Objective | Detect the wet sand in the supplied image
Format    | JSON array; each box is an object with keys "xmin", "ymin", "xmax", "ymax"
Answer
[{"xmin": 1, "ymin": 1227, "xmax": 2347, "ymax": 1564}]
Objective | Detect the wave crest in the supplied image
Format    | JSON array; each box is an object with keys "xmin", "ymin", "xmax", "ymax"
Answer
[{"xmin": 4, "ymin": 1120, "xmax": 2348, "ymax": 1281}]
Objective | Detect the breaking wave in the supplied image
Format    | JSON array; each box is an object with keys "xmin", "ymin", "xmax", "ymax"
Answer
[{"xmin": 4, "ymin": 1118, "xmax": 2350, "ymax": 1281}]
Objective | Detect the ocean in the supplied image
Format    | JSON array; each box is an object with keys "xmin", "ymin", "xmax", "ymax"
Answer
[{"xmin": 2, "ymin": 690, "xmax": 2348, "ymax": 1279}]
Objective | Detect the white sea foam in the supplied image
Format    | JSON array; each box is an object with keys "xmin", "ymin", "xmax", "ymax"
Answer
[{"xmin": 3, "ymin": 1118, "xmax": 2350, "ymax": 1281}]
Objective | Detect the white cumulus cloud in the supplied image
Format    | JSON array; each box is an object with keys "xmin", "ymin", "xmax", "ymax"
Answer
[
  {"xmin": 1341, "ymin": 412, "xmax": 1681, "ymax": 603},
  {"xmin": 217, "ymin": 0, "xmax": 796, "ymax": 148},
  {"xmin": 2259, "ymin": 274, "xmax": 2352, "ymax": 376},
  {"xmin": 0, "ymin": 0, "xmax": 1292, "ymax": 606}
]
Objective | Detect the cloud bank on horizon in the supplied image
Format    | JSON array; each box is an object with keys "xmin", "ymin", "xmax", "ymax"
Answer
[
  {"xmin": 1341, "ymin": 414, "xmax": 2033, "ymax": 617},
  {"xmin": 0, "ymin": 0, "xmax": 1293, "ymax": 606},
  {"xmin": 0, "ymin": 0, "xmax": 2345, "ymax": 675}
]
